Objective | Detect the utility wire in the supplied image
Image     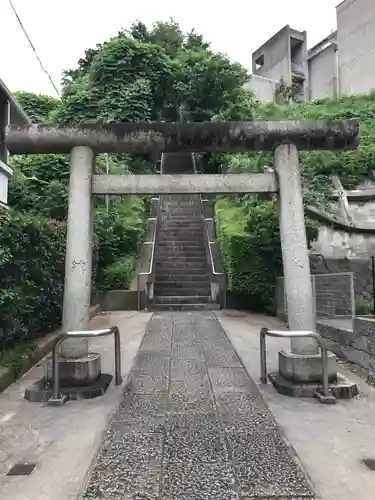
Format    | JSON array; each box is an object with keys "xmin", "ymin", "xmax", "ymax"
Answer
[{"xmin": 8, "ymin": 0, "xmax": 61, "ymax": 97}]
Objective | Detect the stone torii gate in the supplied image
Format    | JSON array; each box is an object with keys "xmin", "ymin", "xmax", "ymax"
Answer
[{"xmin": 6, "ymin": 120, "xmax": 359, "ymax": 397}]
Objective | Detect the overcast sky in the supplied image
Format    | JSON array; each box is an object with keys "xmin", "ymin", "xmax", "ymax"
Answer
[{"xmin": 2, "ymin": 0, "xmax": 340, "ymax": 97}]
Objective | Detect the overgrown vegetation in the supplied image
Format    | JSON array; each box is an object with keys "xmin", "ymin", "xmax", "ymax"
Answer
[
  {"xmin": 3, "ymin": 17, "xmax": 374, "ymax": 355},
  {"xmin": 215, "ymin": 92, "xmax": 375, "ymax": 311},
  {"xmin": 0, "ymin": 18, "xmax": 251, "ymax": 356}
]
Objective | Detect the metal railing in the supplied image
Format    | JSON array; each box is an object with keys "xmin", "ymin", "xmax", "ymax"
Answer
[
  {"xmin": 260, "ymin": 328, "xmax": 336, "ymax": 404},
  {"xmin": 276, "ymin": 272, "xmax": 355, "ymax": 331},
  {"xmin": 192, "ymin": 154, "xmax": 227, "ymax": 308},
  {"xmin": 137, "ymin": 211, "xmax": 159, "ymax": 311},
  {"xmin": 47, "ymin": 326, "xmax": 122, "ymax": 406},
  {"xmin": 137, "ymin": 155, "xmax": 163, "ymax": 311}
]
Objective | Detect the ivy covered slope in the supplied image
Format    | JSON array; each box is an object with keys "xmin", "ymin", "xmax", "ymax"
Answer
[{"xmin": 216, "ymin": 93, "xmax": 375, "ymax": 312}]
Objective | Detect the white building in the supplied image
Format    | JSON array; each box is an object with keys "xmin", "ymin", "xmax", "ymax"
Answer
[{"xmin": 0, "ymin": 78, "xmax": 31, "ymax": 209}]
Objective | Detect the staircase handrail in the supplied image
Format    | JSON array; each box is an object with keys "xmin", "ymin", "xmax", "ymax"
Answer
[
  {"xmin": 192, "ymin": 154, "xmax": 227, "ymax": 308},
  {"xmin": 137, "ymin": 155, "xmax": 163, "ymax": 310}
]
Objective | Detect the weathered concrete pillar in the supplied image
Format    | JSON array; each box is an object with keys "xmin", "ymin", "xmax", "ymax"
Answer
[
  {"xmin": 275, "ymin": 143, "xmax": 317, "ymax": 354},
  {"xmin": 61, "ymin": 146, "xmax": 94, "ymax": 358},
  {"xmin": 274, "ymin": 144, "xmax": 336, "ymax": 384}
]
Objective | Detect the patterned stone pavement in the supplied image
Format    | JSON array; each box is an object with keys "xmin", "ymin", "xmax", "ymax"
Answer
[{"xmin": 81, "ymin": 312, "xmax": 316, "ymax": 500}]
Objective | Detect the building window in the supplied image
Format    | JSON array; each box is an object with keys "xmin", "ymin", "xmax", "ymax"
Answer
[{"xmin": 254, "ymin": 54, "xmax": 265, "ymax": 71}]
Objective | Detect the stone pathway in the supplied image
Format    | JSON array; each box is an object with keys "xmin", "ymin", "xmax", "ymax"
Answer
[{"xmin": 81, "ymin": 312, "xmax": 316, "ymax": 500}]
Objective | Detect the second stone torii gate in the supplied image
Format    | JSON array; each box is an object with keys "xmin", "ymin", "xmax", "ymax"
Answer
[{"xmin": 7, "ymin": 120, "xmax": 359, "ymax": 397}]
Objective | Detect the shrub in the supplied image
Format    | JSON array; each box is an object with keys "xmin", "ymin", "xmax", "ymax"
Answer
[
  {"xmin": 356, "ymin": 295, "xmax": 374, "ymax": 316},
  {"xmin": 102, "ymin": 255, "xmax": 135, "ymax": 291},
  {"xmin": 216, "ymin": 197, "xmax": 318, "ymax": 313},
  {"xmin": 0, "ymin": 210, "xmax": 66, "ymax": 349}
]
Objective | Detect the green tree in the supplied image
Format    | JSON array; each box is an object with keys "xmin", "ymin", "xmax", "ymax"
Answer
[{"xmin": 13, "ymin": 91, "xmax": 61, "ymax": 123}]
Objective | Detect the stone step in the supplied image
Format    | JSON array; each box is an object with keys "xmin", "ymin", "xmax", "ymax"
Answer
[
  {"xmin": 156, "ymin": 254, "xmax": 206, "ymax": 261},
  {"xmin": 157, "ymin": 246, "xmax": 206, "ymax": 254},
  {"xmin": 157, "ymin": 240, "xmax": 205, "ymax": 247},
  {"xmin": 162, "ymin": 213, "xmax": 202, "ymax": 217},
  {"xmin": 157, "ymin": 239, "xmax": 203, "ymax": 247},
  {"xmin": 157, "ymin": 240, "xmax": 204, "ymax": 252},
  {"xmin": 154, "ymin": 295, "xmax": 212, "ymax": 304},
  {"xmin": 160, "ymin": 223, "xmax": 203, "ymax": 229},
  {"xmin": 155, "ymin": 280, "xmax": 210, "ymax": 288},
  {"xmin": 150, "ymin": 303, "xmax": 220, "ymax": 312},
  {"xmin": 155, "ymin": 287, "xmax": 211, "ymax": 296},
  {"xmin": 162, "ymin": 210, "xmax": 201, "ymax": 216},
  {"xmin": 158, "ymin": 229, "xmax": 203, "ymax": 235},
  {"xmin": 155, "ymin": 263, "xmax": 207, "ymax": 271},
  {"xmin": 156, "ymin": 256, "xmax": 206, "ymax": 263},
  {"xmin": 161, "ymin": 218, "xmax": 201, "ymax": 223},
  {"xmin": 155, "ymin": 266, "xmax": 207, "ymax": 273},
  {"xmin": 158, "ymin": 232, "xmax": 205, "ymax": 237},
  {"xmin": 155, "ymin": 274, "xmax": 209, "ymax": 282}
]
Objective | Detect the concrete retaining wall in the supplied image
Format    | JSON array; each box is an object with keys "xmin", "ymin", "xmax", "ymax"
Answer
[
  {"xmin": 101, "ymin": 290, "xmax": 141, "ymax": 311},
  {"xmin": 317, "ymin": 316, "xmax": 375, "ymax": 373}
]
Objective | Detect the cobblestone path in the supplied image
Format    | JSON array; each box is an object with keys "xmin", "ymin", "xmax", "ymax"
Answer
[{"xmin": 82, "ymin": 312, "xmax": 316, "ymax": 500}]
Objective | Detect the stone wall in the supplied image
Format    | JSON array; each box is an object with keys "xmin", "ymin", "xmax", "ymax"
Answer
[{"xmin": 318, "ymin": 316, "xmax": 375, "ymax": 373}]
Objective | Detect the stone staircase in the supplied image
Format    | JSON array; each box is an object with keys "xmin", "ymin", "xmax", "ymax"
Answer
[{"xmin": 151, "ymin": 153, "xmax": 219, "ymax": 311}]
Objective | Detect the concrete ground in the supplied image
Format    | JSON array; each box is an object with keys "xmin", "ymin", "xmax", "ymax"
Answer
[
  {"xmin": 218, "ymin": 310, "xmax": 375, "ymax": 500},
  {"xmin": 80, "ymin": 311, "xmax": 316, "ymax": 500},
  {"xmin": 0, "ymin": 310, "xmax": 374, "ymax": 500},
  {"xmin": 0, "ymin": 311, "xmax": 152, "ymax": 500}
]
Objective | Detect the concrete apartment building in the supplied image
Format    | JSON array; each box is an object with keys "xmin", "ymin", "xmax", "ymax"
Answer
[{"xmin": 248, "ymin": 0, "xmax": 375, "ymax": 102}]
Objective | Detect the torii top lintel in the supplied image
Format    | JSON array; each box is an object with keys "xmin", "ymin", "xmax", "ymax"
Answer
[{"xmin": 6, "ymin": 120, "xmax": 359, "ymax": 155}]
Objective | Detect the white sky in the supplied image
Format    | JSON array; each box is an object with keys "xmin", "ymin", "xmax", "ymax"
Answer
[{"xmin": 1, "ymin": 0, "xmax": 340, "ymax": 98}]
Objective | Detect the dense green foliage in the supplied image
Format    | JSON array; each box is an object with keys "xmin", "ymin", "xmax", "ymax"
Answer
[
  {"xmin": 0, "ymin": 210, "xmax": 66, "ymax": 348},
  {"xmin": 255, "ymin": 93, "xmax": 375, "ymax": 202},
  {"xmin": 13, "ymin": 91, "xmax": 60, "ymax": 123},
  {"xmin": 215, "ymin": 92, "xmax": 375, "ymax": 311},
  {"xmin": 216, "ymin": 197, "xmax": 318, "ymax": 312},
  {"xmin": 58, "ymin": 19, "xmax": 249, "ymax": 124},
  {"xmin": 5, "ymin": 16, "xmax": 373, "ymax": 348},
  {"xmin": 1, "ymin": 19, "xmax": 251, "ymax": 353}
]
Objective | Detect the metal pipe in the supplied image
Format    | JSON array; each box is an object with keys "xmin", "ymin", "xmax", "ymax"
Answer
[
  {"xmin": 104, "ymin": 153, "xmax": 110, "ymax": 213},
  {"xmin": 349, "ymin": 271, "xmax": 356, "ymax": 332},
  {"xmin": 260, "ymin": 328, "xmax": 268, "ymax": 384},
  {"xmin": 49, "ymin": 327, "xmax": 122, "ymax": 405},
  {"xmin": 6, "ymin": 120, "xmax": 360, "ymax": 154},
  {"xmin": 137, "ymin": 199, "xmax": 161, "ymax": 311},
  {"xmin": 321, "ymin": 347, "xmax": 329, "ymax": 398},
  {"xmin": 259, "ymin": 328, "xmax": 334, "ymax": 401},
  {"xmin": 136, "ymin": 155, "xmax": 164, "ymax": 311}
]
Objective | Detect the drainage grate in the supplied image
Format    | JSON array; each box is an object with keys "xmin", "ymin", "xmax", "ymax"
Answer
[
  {"xmin": 7, "ymin": 463, "xmax": 36, "ymax": 476},
  {"xmin": 362, "ymin": 459, "xmax": 375, "ymax": 471}
]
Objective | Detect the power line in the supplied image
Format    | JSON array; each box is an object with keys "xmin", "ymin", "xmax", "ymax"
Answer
[{"xmin": 8, "ymin": 0, "xmax": 61, "ymax": 97}]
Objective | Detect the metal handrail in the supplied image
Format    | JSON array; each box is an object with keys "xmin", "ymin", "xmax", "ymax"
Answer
[
  {"xmin": 137, "ymin": 156, "xmax": 163, "ymax": 311},
  {"xmin": 47, "ymin": 326, "xmax": 122, "ymax": 406},
  {"xmin": 192, "ymin": 154, "xmax": 227, "ymax": 308},
  {"xmin": 260, "ymin": 328, "xmax": 336, "ymax": 403},
  {"xmin": 277, "ymin": 272, "xmax": 356, "ymax": 331},
  {"xmin": 137, "ymin": 213, "xmax": 159, "ymax": 310}
]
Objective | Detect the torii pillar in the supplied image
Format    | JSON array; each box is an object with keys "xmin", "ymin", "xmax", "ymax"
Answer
[{"xmin": 6, "ymin": 120, "xmax": 359, "ymax": 400}]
